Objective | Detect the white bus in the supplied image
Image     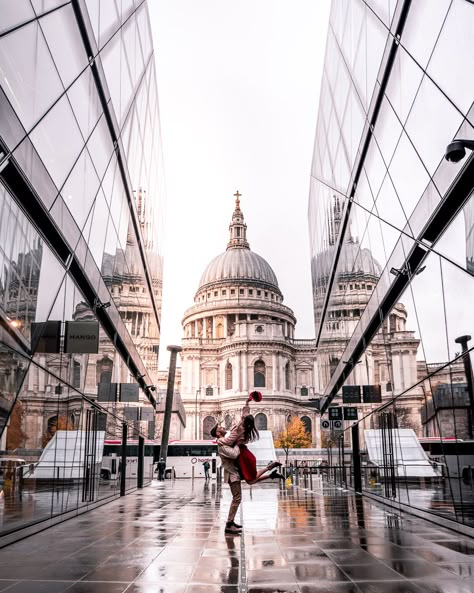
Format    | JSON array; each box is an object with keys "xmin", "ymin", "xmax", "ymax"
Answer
[
  {"xmin": 101, "ymin": 439, "xmax": 220, "ymax": 479},
  {"xmin": 166, "ymin": 440, "xmax": 220, "ymax": 478}
]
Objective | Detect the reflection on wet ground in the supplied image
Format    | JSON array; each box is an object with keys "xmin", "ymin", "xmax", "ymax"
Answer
[{"xmin": 0, "ymin": 478, "xmax": 473, "ymax": 592}]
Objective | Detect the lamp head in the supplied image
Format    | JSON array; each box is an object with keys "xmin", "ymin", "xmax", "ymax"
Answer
[{"xmin": 445, "ymin": 140, "xmax": 466, "ymax": 163}]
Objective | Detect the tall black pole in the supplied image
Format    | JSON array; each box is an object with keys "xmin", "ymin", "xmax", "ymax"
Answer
[
  {"xmin": 455, "ymin": 335, "xmax": 474, "ymax": 439},
  {"xmin": 120, "ymin": 422, "xmax": 128, "ymax": 496},
  {"xmin": 352, "ymin": 423, "xmax": 362, "ymax": 493},
  {"xmin": 137, "ymin": 435, "xmax": 144, "ymax": 488},
  {"xmin": 160, "ymin": 345, "xmax": 182, "ymax": 464}
]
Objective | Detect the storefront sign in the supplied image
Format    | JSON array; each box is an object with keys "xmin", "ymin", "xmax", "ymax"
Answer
[
  {"xmin": 140, "ymin": 407, "xmax": 155, "ymax": 421},
  {"xmin": 124, "ymin": 407, "xmax": 139, "ymax": 421},
  {"xmin": 120, "ymin": 383, "xmax": 139, "ymax": 402},
  {"xmin": 97, "ymin": 382, "xmax": 117, "ymax": 402},
  {"xmin": 64, "ymin": 321, "xmax": 99, "ymax": 353},
  {"xmin": 31, "ymin": 321, "xmax": 61, "ymax": 353}
]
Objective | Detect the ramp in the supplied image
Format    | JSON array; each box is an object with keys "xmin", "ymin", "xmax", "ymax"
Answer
[
  {"xmin": 364, "ymin": 429, "xmax": 439, "ymax": 478},
  {"xmin": 27, "ymin": 430, "xmax": 105, "ymax": 480},
  {"xmin": 247, "ymin": 430, "xmax": 277, "ymax": 469}
]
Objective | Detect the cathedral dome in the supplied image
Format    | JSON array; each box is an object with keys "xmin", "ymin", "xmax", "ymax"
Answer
[
  {"xmin": 196, "ymin": 193, "xmax": 281, "ymax": 294},
  {"xmin": 199, "ymin": 248, "xmax": 279, "ymax": 291},
  {"xmin": 313, "ymin": 239, "xmax": 382, "ymax": 286}
]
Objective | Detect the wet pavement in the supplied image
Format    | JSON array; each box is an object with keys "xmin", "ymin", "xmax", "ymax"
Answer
[{"xmin": 0, "ymin": 477, "xmax": 474, "ymax": 592}]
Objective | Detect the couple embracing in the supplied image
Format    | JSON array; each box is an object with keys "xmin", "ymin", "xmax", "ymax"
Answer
[{"xmin": 210, "ymin": 394, "xmax": 284, "ymax": 535}]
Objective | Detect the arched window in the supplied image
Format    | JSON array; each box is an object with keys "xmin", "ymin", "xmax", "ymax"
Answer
[
  {"xmin": 225, "ymin": 414, "xmax": 233, "ymax": 430},
  {"xmin": 301, "ymin": 416, "xmax": 312, "ymax": 435},
  {"xmin": 72, "ymin": 361, "xmax": 81, "ymax": 389},
  {"xmin": 203, "ymin": 416, "xmax": 216, "ymax": 440},
  {"xmin": 216, "ymin": 323, "xmax": 224, "ymax": 338},
  {"xmin": 329, "ymin": 356, "xmax": 339, "ymax": 376},
  {"xmin": 47, "ymin": 416, "xmax": 58, "ymax": 433},
  {"xmin": 285, "ymin": 362, "xmax": 290, "ymax": 390},
  {"xmin": 100, "ymin": 369, "xmax": 112, "ymax": 384},
  {"xmin": 254, "ymin": 360, "xmax": 266, "ymax": 387},
  {"xmin": 225, "ymin": 362, "xmax": 233, "ymax": 390},
  {"xmin": 255, "ymin": 413, "xmax": 267, "ymax": 430}
]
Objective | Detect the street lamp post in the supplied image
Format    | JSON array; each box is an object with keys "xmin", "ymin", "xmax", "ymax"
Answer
[{"xmin": 195, "ymin": 389, "xmax": 200, "ymax": 440}]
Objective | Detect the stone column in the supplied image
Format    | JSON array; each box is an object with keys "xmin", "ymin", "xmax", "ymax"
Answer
[
  {"xmin": 313, "ymin": 359, "xmax": 319, "ymax": 394},
  {"xmin": 272, "ymin": 353, "xmax": 277, "ymax": 393},
  {"xmin": 224, "ymin": 315, "xmax": 228, "ymax": 338},
  {"xmin": 391, "ymin": 350, "xmax": 401, "ymax": 394},
  {"xmin": 212, "ymin": 316, "xmax": 216, "ymax": 339},
  {"xmin": 238, "ymin": 351, "xmax": 242, "ymax": 391},
  {"xmin": 402, "ymin": 350, "xmax": 411, "ymax": 390},
  {"xmin": 194, "ymin": 356, "xmax": 200, "ymax": 393},
  {"xmin": 242, "ymin": 351, "xmax": 248, "ymax": 392},
  {"xmin": 233, "ymin": 355, "xmax": 239, "ymax": 391}
]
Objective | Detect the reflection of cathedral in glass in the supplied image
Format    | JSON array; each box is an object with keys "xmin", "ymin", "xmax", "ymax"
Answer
[{"xmin": 313, "ymin": 196, "xmax": 423, "ymax": 429}]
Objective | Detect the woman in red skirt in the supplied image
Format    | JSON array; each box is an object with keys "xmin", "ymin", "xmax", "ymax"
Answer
[{"xmin": 213, "ymin": 398, "xmax": 284, "ymax": 484}]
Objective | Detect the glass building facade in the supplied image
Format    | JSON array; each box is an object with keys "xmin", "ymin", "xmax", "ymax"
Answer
[
  {"xmin": 0, "ymin": 1, "xmax": 164, "ymax": 542},
  {"xmin": 309, "ymin": 0, "xmax": 474, "ymax": 527}
]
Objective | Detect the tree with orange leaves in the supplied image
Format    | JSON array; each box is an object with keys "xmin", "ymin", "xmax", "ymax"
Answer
[{"xmin": 274, "ymin": 417, "xmax": 312, "ymax": 465}]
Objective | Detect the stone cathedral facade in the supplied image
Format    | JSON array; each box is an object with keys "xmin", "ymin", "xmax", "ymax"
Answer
[{"xmin": 178, "ymin": 196, "xmax": 424, "ymax": 446}]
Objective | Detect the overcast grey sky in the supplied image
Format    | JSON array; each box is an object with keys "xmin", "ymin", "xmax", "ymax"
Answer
[{"xmin": 148, "ymin": 1, "xmax": 331, "ymax": 368}]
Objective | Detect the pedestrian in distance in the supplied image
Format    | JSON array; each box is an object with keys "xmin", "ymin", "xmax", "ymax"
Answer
[
  {"xmin": 203, "ymin": 460, "xmax": 210, "ymax": 480},
  {"xmin": 157, "ymin": 457, "xmax": 166, "ymax": 481}
]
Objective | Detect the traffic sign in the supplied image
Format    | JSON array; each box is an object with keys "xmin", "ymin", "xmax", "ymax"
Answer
[
  {"xmin": 343, "ymin": 407, "xmax": 358, "ymax": 421},
  {"xmin": 320, "ymin": 419, "xmax": 330, "ymax": 431},
  {"xmin": 328, "ymin": 407, "xmax": 342, "ymax": 421},
  {"xmin": 342, "ymin": 385, "xmax": 361, "ymax": 404},
  {"xmin": 331, "ymin": 419, "xmax": 343, "ymax": 430}
]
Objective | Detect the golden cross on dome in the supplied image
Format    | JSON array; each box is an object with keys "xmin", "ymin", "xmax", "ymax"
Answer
[{"xmin": 234, "ymin": 190, "xmax": 241, "ymax": 208}]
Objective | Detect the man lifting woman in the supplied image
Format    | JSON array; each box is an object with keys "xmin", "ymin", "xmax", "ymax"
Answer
[{"xmin": 210, "ymin": 391, "xmax": 284, "ymax": 535}]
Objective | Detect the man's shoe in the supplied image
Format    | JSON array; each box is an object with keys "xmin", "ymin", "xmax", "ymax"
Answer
[
  {"xmin": 267, "ymin": 461, "xmax": 282, "ymax": 470},
  {"xmin": 231, "ymin": 520, "xmax": 242, "ymax": 529},
  {"xmin": 225, "ymin": 524, "xmax": 242, "ymax": 535},
  {"xmin": 269, "ymin": 470, "xmax": 285, "ymax": 480}
]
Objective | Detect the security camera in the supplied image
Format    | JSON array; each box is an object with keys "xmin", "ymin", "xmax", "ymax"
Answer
[
  {"xmin": 445, "ymin": 139, "xmax": 474, "ymax": 163},
  {"xmin": 146, "ymin": 384, "xmax": 156, "ymax": 392}
]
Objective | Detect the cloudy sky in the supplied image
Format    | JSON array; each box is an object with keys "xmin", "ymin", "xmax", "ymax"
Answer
[{"xmin": 148, "ymin": 1, "xmax": 332, "ymax": 368}]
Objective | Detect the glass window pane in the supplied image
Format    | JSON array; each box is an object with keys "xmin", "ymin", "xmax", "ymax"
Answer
[
  {"xmin": 59, "ymin": 148, "xmax": 100, "ymax": 229},
  {"xmin": 0, "ymin": 1, "xmax": 35, "ymax": 34},
  {"xmin": 428, "ymin": 1, "xmax": 474, "ymax": 116},
  {"xmin": 67, "ymin": 69, "xmax": 103, "ymax": 141},
  {"xmin": 30, "ymin": 95, "xmax": 84, "ymax": 190},
  {"xmin": 388, "ymin": 132, "xmax": 431, "ymax": 221},
  {"xmin": 39, "ymin": 4, "xmax": 89, "ymax": 90},
  {"xmin": 405, "ymin": 75, "xmax": 464, "ymax": 178},
  {"xmin": 385, "ymin": 46, "xmax": 424, "ymax": 126},
  {"xmin": 0, "ymin": 21, "xmax": 63, "ymax": 132},
  {"xmin": 400, "ymin": 0, "xmax": 451, "ymax": 69}
]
